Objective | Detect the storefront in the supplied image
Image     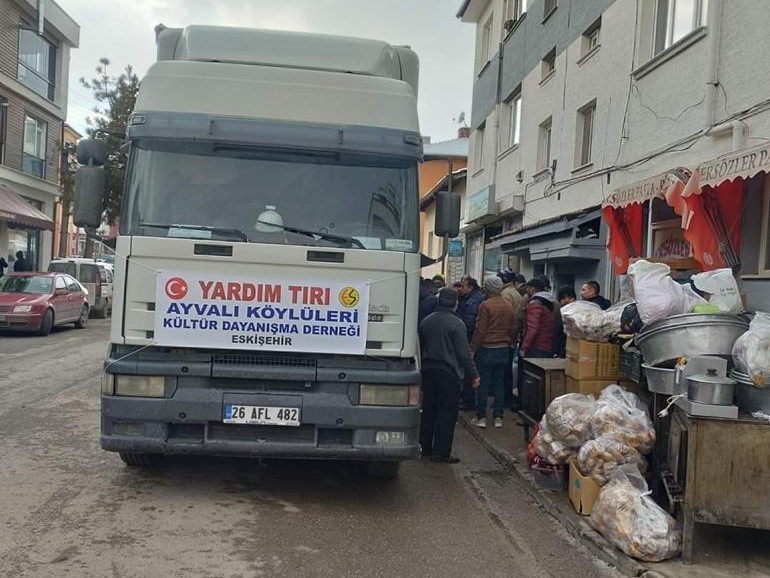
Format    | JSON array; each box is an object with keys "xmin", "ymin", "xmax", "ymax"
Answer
[
  {"xmin": 602, "ymin": 168, "xmax": 692, "ymax": 275},
  {"xmin": 0, "ymin": 183, "xmax": 54, "ymax": 271},
  {"xmin": 489, "ymin": 208, "xmax": 607, "ymax": 293}
]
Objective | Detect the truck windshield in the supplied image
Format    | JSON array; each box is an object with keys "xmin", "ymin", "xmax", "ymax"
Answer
[{"xmin": 122, "ymin": 140, "xmax": 419, "ymax": 251}]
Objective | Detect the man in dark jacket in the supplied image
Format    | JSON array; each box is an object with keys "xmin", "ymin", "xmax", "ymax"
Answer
[
  {"xmin": 456, "ymin": 275, "xmax": 484, "ymax": 409},
  {"xmin": 552, "ymin": 286, "xmax": 576, "ymax": 358},
  {"xmin": 419, "ymin": 288, "xmax": 479, "ymax": 463},
  {"xmin": 418, "ymin": 278, "xmax": 437, "ymax": 324},
  {"xmin": 13, "ymin": 251, "xmax": 30, "ymax": 272},
  {"xmin": 520, "ymin": 278, "xmax": 556, "ymax": 359},
  {"xmin": 580, "ymin": 280, "xmax": 611, "ymax": 310}
]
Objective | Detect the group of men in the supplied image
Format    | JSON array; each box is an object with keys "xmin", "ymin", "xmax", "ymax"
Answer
[
  {"xmin": 0, "ymin": 251, "xmax": 30, "ymax": 277},
  {"xmin": 417, "ymin": 270, "xmax": 611, "ymax": 463}
]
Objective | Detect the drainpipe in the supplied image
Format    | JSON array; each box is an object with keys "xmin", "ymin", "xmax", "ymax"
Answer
[
  {"xmin": 703, "ymin": 0, "xmax": 722, "ymax": 130},
  {"xmin": 699, "ymin": 0, "xmax": 748, "ymax": 151}
]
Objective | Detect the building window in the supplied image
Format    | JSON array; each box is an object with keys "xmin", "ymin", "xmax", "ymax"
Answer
[
  {"xmin": 0, "ymin": 96, "xmax": 6, "ymax": 165},
  {"xmin": 478, "ymin": 15, "xmax": 494, "ymax": 72},
  {"xmin": 576, "ymin": 101, "xmax": 596, "ymax": 167},
  {"xmin": 541, "ymin": 48, "xmax": 556, "ymax": 81},
  {"xmin": 544, "ymin": 0, "xmax": 557, "ymax": 19},
  {"xmin": 504, "ymin": 0, "xmax": 527, "ymax": 30},
  {"xmin": 654, "ymin": 0, "xmax": 708, "ymax": 55},
  {"xmin": 581, "ymin": 18, "xmax": 601, "ymax": 57},
  {"xmin": 473, "ymin": 126, "xmax": 485, "ymax": 171},
  {"xmin": 18, "ymin": 28, "xmax": 57, "ymax": 101},
  {"xmin": 500, "ymin": 91, "xmax": 522, "ymax": 150},
  {"xmin": 537, "ymin": 117, "xmax": 552, "ymax": 171},
  {"xmin": 22, "ymin": 115, "xmax": 47, "ymax": 179}
]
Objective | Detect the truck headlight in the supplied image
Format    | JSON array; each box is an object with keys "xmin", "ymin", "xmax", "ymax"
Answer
[
  {"xmin": 113, "ymin": 375, "xmax": 166, "ymax": 398},
  {"xmin": 360, "ymin": 384, "xmax": 420, "ymax": 406}
]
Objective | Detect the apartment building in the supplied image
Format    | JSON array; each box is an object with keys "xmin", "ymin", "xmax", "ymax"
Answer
[
  {"xmin": 458, "ymin": 0, "xmax": 770, "ymax": 310},
  {"xmin": 0, "ymin": 0, "xmax": 79, "ymax": 271}
]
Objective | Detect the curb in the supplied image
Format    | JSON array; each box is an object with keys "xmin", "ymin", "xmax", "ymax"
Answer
[{"xmin": 458, "ymin": 413, "xmax": 652, "ymax": 578}]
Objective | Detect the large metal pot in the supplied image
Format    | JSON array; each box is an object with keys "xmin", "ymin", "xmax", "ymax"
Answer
[
  {"xmin": 687, "ymin": 369, "xmax": 736, "ymax": 405},
  {"xmin": 636, "ymin": 313, "xmax": 749, "ymax": 366},
  {"xmin": 642, "ymin": 363, "xmax": 677, "ymax": 394},
  {"xmin": 731, "ymin": 370, "xmax": 770, "ymax": 414}
]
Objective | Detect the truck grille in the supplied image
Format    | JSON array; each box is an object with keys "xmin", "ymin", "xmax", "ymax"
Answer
[
  {"xmin": 213, "ymin": 353, "xmax": 317, "ymax": 368},
  {"xmin": 208, "ymin": 423, "xmax": 316, "ymax": 444}
]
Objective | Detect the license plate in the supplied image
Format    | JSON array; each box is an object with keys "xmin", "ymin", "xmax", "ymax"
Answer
[{"xmin": 223, "ymin": 405, "xmax": 300, "ymax": 426}]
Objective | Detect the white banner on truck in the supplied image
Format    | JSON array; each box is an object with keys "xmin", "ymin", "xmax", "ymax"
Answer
[{"xmin": 154, "ymin": 270, "xmax": 370, "ymax": 354}]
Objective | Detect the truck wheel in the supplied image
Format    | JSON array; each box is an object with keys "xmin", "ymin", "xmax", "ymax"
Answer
[
  {"xmin": 366, "ymin": 460, "xmax": 400, "ymax": 479},
  {"xmin": 36, "ymin": 309, "xmax": 53, "ymax": 336},
  {"xmin": 119, "ymin": 452, "xmax": 158, "ymax": 467}
]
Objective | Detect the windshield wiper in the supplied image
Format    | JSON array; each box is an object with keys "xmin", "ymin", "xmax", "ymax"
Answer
[
  {"xmin": 140, "ymin": 222, "xmax": 249, "ymax": 242},
  {"xmin": 255, "ymin": 220, "xmax": 365, "ymax": 249}
]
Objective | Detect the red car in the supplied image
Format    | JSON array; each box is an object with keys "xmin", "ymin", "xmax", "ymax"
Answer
[{"xmin": 0, "ymin": 272, "xmax": 89, "ymax": 335}]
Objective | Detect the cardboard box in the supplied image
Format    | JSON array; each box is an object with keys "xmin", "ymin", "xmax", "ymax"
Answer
[
  {"xmin": 568, "ymin": 459, "xmax": 601, "ymax": 516},
  {"xmin": 565, "ymin": 337, "xmax": 620, "ymax": 380},
  {"xmin": 565, "ymin": 376, "xmax": 639, "ymax": 397}
]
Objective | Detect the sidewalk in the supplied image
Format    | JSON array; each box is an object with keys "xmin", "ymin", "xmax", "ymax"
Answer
[{"xmin": 458, "ymin": 408, "xmax": 770, "ymax": 578}]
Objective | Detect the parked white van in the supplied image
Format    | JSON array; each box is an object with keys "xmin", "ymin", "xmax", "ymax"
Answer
[{"xmin": 48, "ymin": 258, "xmax": 114, "ymax": 318}]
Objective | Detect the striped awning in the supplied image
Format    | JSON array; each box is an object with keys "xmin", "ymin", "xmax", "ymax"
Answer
[{"xmin": 0, "ymin": 184, "xmax": 54, "ymax": 230}]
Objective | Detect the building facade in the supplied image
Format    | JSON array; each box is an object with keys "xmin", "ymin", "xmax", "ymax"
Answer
[
  {"xmin": 419, "ymin": 129, "xmax": 469, "ymax": 283},
  {"xmin": 0, "ymin": 0, "xmax": 79, "ymax": 271},
  {"xmin": 458, "ymin": 0, "xmax": 770, "ymax": 310}
]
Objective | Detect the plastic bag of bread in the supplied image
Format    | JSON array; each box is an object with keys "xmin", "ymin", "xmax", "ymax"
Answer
[
  {"xmin": 577, "ymin": 436, "xmax": 647, "ymax": 485},
  {"xmin": 732, "ymin": 312, "xmax": 770, "ymax": 386},
  {"xmin": 545, "ymin": 393, "xmax": 598, "ymax": 448},
  {"xmin": 560, "ymin": 300, "xmax": 632, "ymax": 342},
  {"xmin": 591, "ymin": 385, "xmax": 655, "ymax": 454},
  {"xmin": 589, "ymin": 464, "xmax": 681, "ymax": 562},
  {"xmin": 533, "ymin": 416, "xmax": 577, "ymax": 465}
]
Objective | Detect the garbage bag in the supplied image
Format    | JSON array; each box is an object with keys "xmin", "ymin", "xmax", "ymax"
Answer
[
  {"xmin": 577, "ymin": 435, "xmax": 648, "ymax": 486},
  {"xmin": 628, "ymin": 260, "xmax": 705, "ymax": 324},
  {"xmin": 590, "ymin": 385, "xmax": 655, "ymax": 454},
  {"xmin": 589, "ymin": 464, "xmax": 681, "ymax": 562},
  {"xmin": 692, "ymin": 268, "xmax": 743, "ymax": 314},
  {"xmin": 732, "ymin": 311, "xmax": 770, "ymax": 386}
]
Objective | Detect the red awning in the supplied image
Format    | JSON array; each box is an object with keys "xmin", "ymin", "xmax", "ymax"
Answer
[{"xmin": 0, "ymin": 184, "xmax": 54, "ymax": 231}]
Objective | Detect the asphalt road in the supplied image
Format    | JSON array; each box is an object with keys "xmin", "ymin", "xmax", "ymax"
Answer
[{"xmin": 0, "ymin": 321, "xmax": 623, "ymax": 578}]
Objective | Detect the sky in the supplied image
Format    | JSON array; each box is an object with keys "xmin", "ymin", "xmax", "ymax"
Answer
[{"xmin": 57, "ymin": 0, "xmax": 475, "ymax": 143}]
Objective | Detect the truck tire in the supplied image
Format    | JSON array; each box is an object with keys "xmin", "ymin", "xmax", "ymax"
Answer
[
  {"xmin": 366, "ymin": 460, "xmax": 400, "ymax": 479},
  {"xmin": 119, "ymin": 452, "xmax": 158, "ymax": 467}
]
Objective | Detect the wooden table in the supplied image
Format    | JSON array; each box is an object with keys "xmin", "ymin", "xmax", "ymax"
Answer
[
  {"xmin": 518, "ymin": 358, "xmax": 566, "ymax": 441},
  {"xmin": 667, "ymin": 408, "xmax": 770, "ymax": 564}
]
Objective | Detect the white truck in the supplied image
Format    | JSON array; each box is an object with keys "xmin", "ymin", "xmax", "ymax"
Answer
[{"xmin": 75, "ymin": 25, "xmax": 459, "ymax": 478}]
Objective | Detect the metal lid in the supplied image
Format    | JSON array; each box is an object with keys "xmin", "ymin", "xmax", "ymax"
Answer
[{"xmin": 688, "ymin": 368, "xmax": 737, "ymax": 386}]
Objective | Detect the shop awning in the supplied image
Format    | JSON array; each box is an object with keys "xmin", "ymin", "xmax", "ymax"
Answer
[
  {"xmin": 603, "ymin": 167, "xmax": 691, "ymax": 209},
  {"xmin": 488, "ymin": 208, "xmax": 601, "ymax": 252},
  {"xmin": 663, "ymin": 147, "xmax": 758, "ymax": 270},
  {"xmin": 0, "ymin": 184, "xmax": 54, "ymax": 231},
  {"xmin": 696, "ymin": 142, "xmax": 770, "ymax": 189},
  {"xmin": 602, "ymin": 168, "xmax": 691, "ymax": 274}
]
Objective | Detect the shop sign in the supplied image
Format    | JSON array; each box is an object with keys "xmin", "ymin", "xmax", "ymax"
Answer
[
  {"xmin": 698, "ymin": 143, "xmax": 770, "ymax": 188},
  {"xmin": 154, "ymin": 270, "xmax": 369, "ymax": 354},
  {"xmin": 466, "ymin": 186, "xmax": 496, "ymax": 222},
  {"xmin": 448, "ymin": 238, "xmax": 464, "ymax": 258},
  {"xmin": 604, "ymin": 168, "xmax": 690, "ymax": 208}
]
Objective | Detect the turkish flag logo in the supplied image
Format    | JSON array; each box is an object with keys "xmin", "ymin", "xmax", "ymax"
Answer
[{"xmin": 165, "ymin": 277, "xmax": 188, "ymax": 300}]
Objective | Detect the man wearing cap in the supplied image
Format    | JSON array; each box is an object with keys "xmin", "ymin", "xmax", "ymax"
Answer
[
  {"xmin": 419, "ymin": 288, "xmax": 480, "ymax": 463},
  {"xmin": 469, "ymin": 276, "xmax": 518, "ymax": 428},
  {"xmin": 520, "ymin": 278, "xmax": 556, "ymax": 359}
]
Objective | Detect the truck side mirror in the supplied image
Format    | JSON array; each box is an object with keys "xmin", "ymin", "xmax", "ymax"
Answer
[
  {"xmin": 74, "ymin": 138, "xmax": 108, "ymax": 228},
  {"xmin": 434, "ymin": 191, "xmax": 461, "ymax": 238}
]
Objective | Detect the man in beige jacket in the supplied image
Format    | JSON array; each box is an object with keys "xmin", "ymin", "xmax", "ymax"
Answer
[{"xmin": 499, "ymin": 269, "xmax": 524, "ymax": 410}]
